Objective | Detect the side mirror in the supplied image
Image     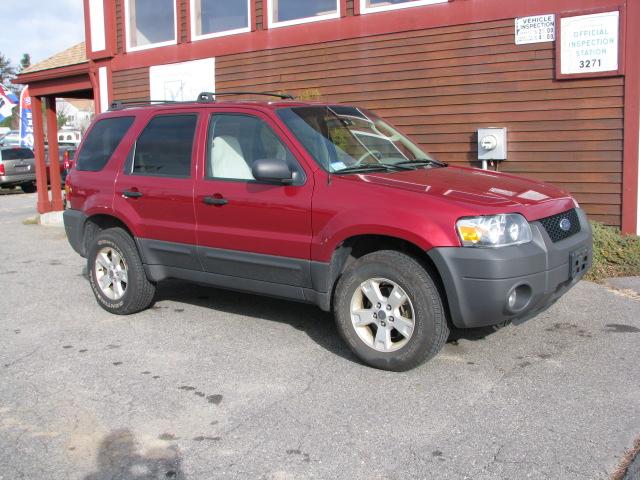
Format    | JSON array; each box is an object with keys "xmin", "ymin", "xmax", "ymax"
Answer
[{"xmin": 252, "ymin": 158, "xmax": 293, "ymax": 185}]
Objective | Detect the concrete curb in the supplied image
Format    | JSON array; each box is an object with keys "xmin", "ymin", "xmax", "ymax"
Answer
[
  {"xmin": 605, "ymin": 276, "xmax": 640, "ymax": 296},
  {"xmin": 38, "ymin": 211, "xmax": 64, "ymax": 227}
]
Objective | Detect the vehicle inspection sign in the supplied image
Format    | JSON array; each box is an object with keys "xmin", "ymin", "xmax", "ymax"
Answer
[
  {"xmin": 515, "ymin": 15, "xmax": 555, "ymax": 45},
  {"xmin": 559, "ymin": 11, "xmax": 620, "ymax": 76}
]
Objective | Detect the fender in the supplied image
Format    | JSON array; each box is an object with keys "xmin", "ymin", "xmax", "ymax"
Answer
[
  {"xmin": 311, "ymin": 199, "xmax": 459, "ymax": 263},
  {"xmin": 83, "ymin": 208, "xmax": 139, "ymax": 237},
  {"xmin": 314, "ymin": 217, "xmax": 444, "ymax": 262}
]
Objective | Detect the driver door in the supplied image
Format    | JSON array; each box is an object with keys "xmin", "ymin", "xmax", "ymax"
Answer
[{"xmin": 194, "ymin": 108, "xmax": 314, "ymax": 287}]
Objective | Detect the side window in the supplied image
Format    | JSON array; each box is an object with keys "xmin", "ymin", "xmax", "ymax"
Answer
[
  {"xmin": 269, "ymin": 0, "xmax": 339, "ymax": 27},
  {"xmin": 126, "ymin": 0, "xmax": 176, "ymax": 50},
  {"xmin": 206, "ymin": 114, "xmax": 302, "ymax": 182},
  {"xmin": 129, "ymin": 114, "xmax": 197, "ymax": 178},
  {"xmin": 192, "ymin": 0, "xmax": 251, "ymax": 39},
  {"xmin": 76, "ymin": 117, "xmax": 134, "ymax": 172}
]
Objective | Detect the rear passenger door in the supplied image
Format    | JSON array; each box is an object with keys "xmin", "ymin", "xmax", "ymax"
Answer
[
  {"xmin": 114, "ymin": 112, "xmax": 201, "ymax": 270},
  {"xmin": 193, "ymin": 109, "xmax": 314, "ymax": 287}
]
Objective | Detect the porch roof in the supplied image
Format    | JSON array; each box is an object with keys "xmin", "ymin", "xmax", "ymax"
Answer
[
  {"xmin": 21, "ymin": 42, "xmax": 88, "ymax": 75},
  {"xmin": 14, "ymin": 42, "xmax": 92, "ymax": 98}
]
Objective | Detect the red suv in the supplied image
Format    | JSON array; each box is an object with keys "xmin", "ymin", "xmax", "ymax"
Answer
[{"xmin": 63, "ymin": 94, "xmax": 592, "ymax": 371}]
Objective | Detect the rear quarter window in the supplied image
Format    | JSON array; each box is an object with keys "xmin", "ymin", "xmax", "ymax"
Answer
[
  {"xmin": 76, "ymin": 117, "xmax": 134, "ymax": 172},
  {"xmin": 128, "ymin": 114, "xmax": 197, "ymax": 178},
  {"xmin": 0, "ymin": 148, "xmax": 34, "ymax": 160}
]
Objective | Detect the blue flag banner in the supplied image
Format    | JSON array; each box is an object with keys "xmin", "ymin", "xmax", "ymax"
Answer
[
  {"xmin": 19, "ymin": 87, "xmax": 33, "ymax": 149},
  {"xmin": 0, "ymin": 83, "xmax": 18, "ymax": 121}
]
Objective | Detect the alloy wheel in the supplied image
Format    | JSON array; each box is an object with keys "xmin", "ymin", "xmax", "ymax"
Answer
[
  {"xmin": 350, "ymin": 277, "xmax": 415, "ymax": 352},
  {"xmin": 94, "ymin": 247, "xmax": 129, "ymax": 300}
]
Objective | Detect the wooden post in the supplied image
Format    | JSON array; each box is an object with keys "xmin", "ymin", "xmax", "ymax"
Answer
[
  {"xmin": 622, "ymin": 0, "xmax": 640, "ymax": 235},
  {"xmin": 31, "ymin": 95, "xmax": 51, "ymax": 214},
  {"xmin": 45, "ymin": 97, "xmax": 64, "ymax": 211}
]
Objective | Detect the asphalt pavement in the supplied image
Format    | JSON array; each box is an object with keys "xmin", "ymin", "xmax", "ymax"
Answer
[{"xmin": 0, "ymin": 191, "xmax": 639, "ymax": 480}]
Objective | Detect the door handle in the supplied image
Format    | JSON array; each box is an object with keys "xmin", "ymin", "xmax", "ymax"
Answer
[
  {"xmin": 203, "ymin": 196, "xmax": 228, "ymax": 206},
  {"xmin": 122, "ymin": 190, "xmax": 143, "ymax": 198}
]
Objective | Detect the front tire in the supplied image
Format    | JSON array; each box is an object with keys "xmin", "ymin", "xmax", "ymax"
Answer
[
  {"xmin": 87, "ymin": 227, "xmax": 155, "ymax": 314},
  {"xmin": 333, "ymin": 250, "xmax": 448, "ymax": 371}
]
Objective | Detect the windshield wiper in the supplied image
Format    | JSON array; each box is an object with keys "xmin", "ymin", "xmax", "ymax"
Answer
[
  {"xmin": 393, "ymin": 159, "xmax": 447, "ymax": 168},
  {"xmin": 333, "ymin": 163, "xmax": 412, "ymax": 175}
]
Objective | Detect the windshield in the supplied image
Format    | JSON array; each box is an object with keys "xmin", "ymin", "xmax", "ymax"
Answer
[{"xmin": 277, "ymin": 105, "xmax": 442, "ymax": 173}]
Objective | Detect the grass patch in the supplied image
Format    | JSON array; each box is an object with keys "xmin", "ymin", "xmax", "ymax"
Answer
[
  {"xmin": 586, "ymin": 221, "xmax": 640, "ymax": 282},
  {"xmin": 22, "ymin": 216, "xmax": 39, "ymax": 225}
]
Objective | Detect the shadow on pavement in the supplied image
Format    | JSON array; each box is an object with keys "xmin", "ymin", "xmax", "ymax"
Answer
[
  {"xmin": 447, "ymin": 323, "xmax": 505, "ymax": 344},
  {"xmin": 153, "ymin": 279, "xmax": 358, "ymax": 364},
  {"xmin": 84, "ymin": 275, "xmax": 501, "ymax": 365},
  {"xmin": 84, "ymin": 429, "xmax": 185, "ymax": 480},
  {"xmin": 0, "ymin": 188, "xmax": 28, "ymax": 195}
]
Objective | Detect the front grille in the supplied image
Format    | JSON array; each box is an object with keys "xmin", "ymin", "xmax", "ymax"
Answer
[{"xmin": 538, "ymin": 208, "xmax": 581, "ymax": 242}]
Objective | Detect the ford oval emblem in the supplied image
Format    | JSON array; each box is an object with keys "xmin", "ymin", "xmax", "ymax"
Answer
[{"xmin": 559, "ymin": 218, "xmax": 571, "ymax": 231}]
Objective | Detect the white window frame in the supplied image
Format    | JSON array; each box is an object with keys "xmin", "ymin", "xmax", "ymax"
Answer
[
  {"xmin": 88, "ymin": 0, "xmax": 106, "ymax": 52},
  {"xmin": 98, "ymin": 66, "xmax": 109, "ymax": 113},
  {"xmin": 190, "ymin": 0, "xmax": 252, "ymax": 41},
  {"xmin": 267, "ymin": 0, "xmax": 340, "ymax": 29},
  {"xmin": 360, "ymin": 0, "xmax": 448, "ymax": 15},
  {"xmin": 124, "ymin": 0, "xmax": 178, "ymax": 52}
]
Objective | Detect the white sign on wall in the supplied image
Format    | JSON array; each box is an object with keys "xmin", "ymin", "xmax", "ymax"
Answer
[
  {"xmin": 515, "ymin": 15, "xmax": 555, "ymax": 45},
  {"xmin": 150, "ymin": 58, "xmax": 215, "ymax": 102},
  {"xmin": 560, "ymin": 11, "xmax": 620, "ymax": 75}
]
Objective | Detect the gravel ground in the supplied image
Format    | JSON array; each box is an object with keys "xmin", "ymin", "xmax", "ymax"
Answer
[{"xmin": 0, "ymin": 193, "xmax": 639, "ymax": 480}]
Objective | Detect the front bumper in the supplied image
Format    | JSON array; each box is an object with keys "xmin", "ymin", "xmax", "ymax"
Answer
[{"xmin": 428, "ymin": 208, "xmax": 592, "ymax": 329}]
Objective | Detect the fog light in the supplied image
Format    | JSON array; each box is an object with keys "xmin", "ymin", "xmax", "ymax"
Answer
[
  {"xmin": 508, "ymin": 291, "xmax": 517, "ymax": 309},
  {"xmin": 506, "ymin": 284, "xmax": 533, "ymax": 313}
]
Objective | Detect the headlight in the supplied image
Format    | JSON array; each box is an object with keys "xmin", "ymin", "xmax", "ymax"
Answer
[{"xmin": 456, "ymin": 214, "xmax": 532, "ymax": 247}]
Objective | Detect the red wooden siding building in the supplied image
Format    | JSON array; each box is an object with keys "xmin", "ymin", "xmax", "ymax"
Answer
[{"xmin": 16, "ymin": 0, "xmax": 640, "ymax": 234}]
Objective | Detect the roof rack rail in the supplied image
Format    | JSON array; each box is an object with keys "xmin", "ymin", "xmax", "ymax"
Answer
[
  {"xmin": 108, "ymin": 91, "xmax": 295, "ymax": 111},
  {"xmin": 109, "ymin": 99, "xmax": 181, "ymax": 111},
  {"xmin": 197, "ymin": 91, "xmax": 295, "ymax": 102}
]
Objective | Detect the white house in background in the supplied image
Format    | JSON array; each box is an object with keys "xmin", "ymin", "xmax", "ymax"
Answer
[
  {"xmin": 56, "ymin": 129, "xmax": 82, "ymax": 145},
  {"xmin": 56, "ymin": 98, "xmax": 94, "ymax": 133}
]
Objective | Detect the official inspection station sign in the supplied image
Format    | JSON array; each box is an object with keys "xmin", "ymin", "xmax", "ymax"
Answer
[
  {"xmin": 559, "ymin": 10, "xmax": 621, "ymax": 77},
  {"xmin": 515, "ymin": 15, "xmax": 555, "ymax": 45}
]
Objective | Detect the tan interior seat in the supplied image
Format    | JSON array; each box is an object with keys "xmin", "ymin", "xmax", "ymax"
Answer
[{"xmin": 210, "ymin": 135, "xmax": 253, "ymax": 180}]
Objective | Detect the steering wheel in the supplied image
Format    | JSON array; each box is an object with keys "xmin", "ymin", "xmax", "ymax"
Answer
[{"xmin": 354, "ymin": 150, "xmax": 383, "ymax": 166}]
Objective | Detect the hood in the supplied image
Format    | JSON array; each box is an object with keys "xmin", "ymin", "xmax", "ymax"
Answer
[{"xmin": 340, "ymin": 165, "xmax": 573, "ymax": 209}]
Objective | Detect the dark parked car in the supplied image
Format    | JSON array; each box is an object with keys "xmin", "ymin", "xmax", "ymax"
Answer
[
  {"xmin": 0, "ymin": 146, "xmax": 36, "ymax": 193},
  {"xmin": 45, "ymin": 142, "xmax": 77, "ymax": 184},
  {"xmin": 63, "ymin": 94, "xmax": 592, "ymax": 371},
  {"xmin": 61, "ymin": 145, "xmax": 77, "ymax": 183}
]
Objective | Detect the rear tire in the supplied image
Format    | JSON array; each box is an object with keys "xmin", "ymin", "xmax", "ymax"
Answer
[
  {"xmin": 87, "ymin": 227, "xmax": 155, "ymax": 315},
  {"xmin": 333, "ymin": 250, "xmax": 448, "ymax": 371},
  {"xmin": 21, "ymin": 183, "xmax": 36, "ymax": 193}
]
